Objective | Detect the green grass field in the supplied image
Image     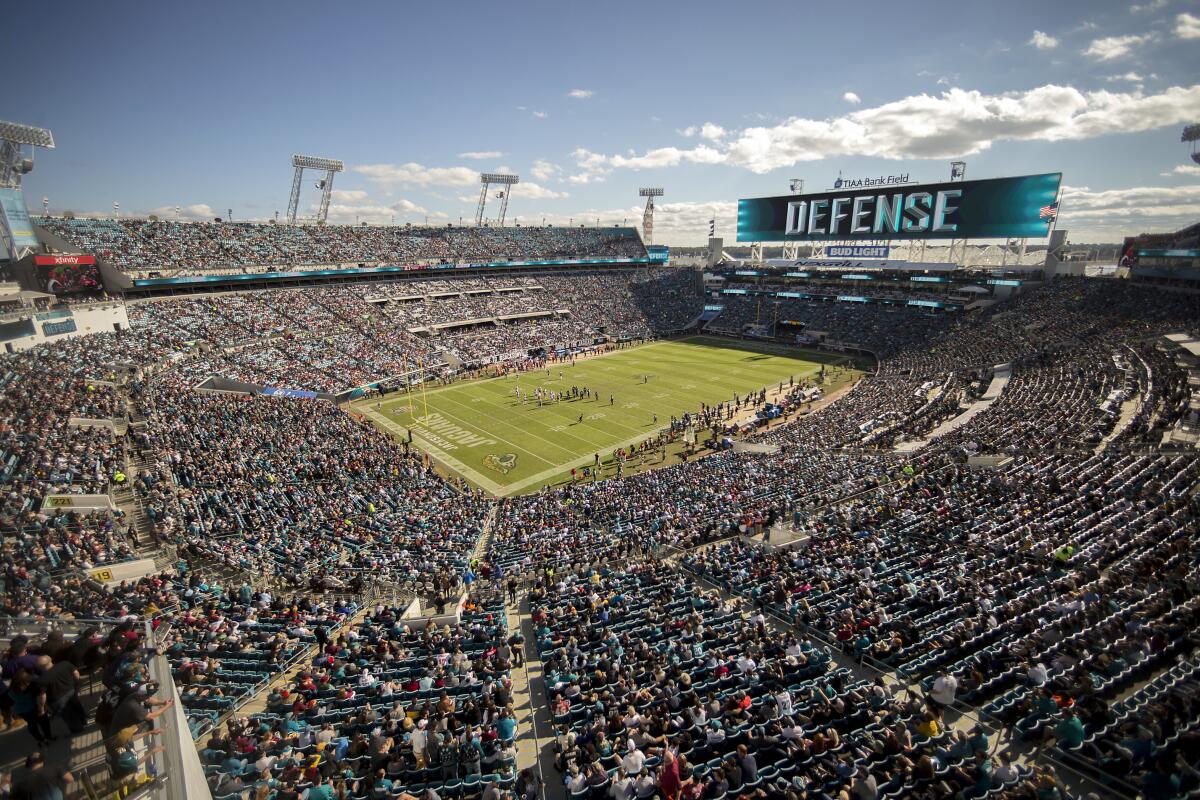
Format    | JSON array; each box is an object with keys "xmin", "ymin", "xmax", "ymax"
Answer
[{"xmin": 352, "ymin": 336, "xmax": 861, "ymax": 496}]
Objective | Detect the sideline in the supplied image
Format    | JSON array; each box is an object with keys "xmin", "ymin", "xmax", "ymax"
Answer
[{"xmin": 351, "ymin": 337, "xmax": 866, "ymax": 497}]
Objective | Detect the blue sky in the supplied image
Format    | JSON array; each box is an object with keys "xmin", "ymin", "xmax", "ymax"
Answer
[{"xmin": 7, "ymin": 0, "xmax": 1200, "ymax": 244}]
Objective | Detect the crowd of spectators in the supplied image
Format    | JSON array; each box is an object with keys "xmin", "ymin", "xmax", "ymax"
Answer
[
  {"xmin": 137, "ymin": 379, "xmax": 492, "ymax": 596},
  {"xmin": 530, "ymin": 560, "xmax": 1056, "ymax": 800},
  {"xmin": 683, "ymin": 449, "xmax": 1200, "ymax": 796},
  {"xmin": 3, "ymin": 264, "xmax": 1200, "ymax": 797},
  {"xmin": 36, "ymin": 218, "xmax": 647, "ymax": 275},
  {"xmin": 124, "ymin": 269, "xmax": 697, "ymax": 392},
  {"xmin": 195, "ymin": 595, "xmax": 523, "ymax": 799}
]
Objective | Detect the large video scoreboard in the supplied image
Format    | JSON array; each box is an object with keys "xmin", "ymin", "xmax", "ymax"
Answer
[{"xmin": 738, "ymin": 172, "xmax": 1061, "ymax": 242}]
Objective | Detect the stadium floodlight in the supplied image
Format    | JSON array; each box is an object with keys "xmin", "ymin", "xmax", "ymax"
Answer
[
  {"xmin": 0, "ymin": 120, "xmax": 55, "ymax": 149},
  {"xmin": 0, "ymin": 121, "xmax": 55, "ymax": 258},
  {"xmin": 287, "ymin": 154, "xmax": 344, "ymax": 224},
  {"xmin": 638, "ymin": 187, "xmax": 664, "ymax": 246},
  {"xmin": 476, "ymin": 173, "xmax": 520, "ymax": 226},
  {"xmin": 291, "ymin": 154, "xmax": 344, "ymax": 172}
]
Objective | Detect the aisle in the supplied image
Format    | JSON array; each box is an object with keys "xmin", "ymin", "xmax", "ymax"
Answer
[{"xmin": 504, "ymin": 599, "xmax": 562, "ymax": 800}]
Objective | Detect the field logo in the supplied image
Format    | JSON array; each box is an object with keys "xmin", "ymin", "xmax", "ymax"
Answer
[
  {"xmin": 484, "ymin": 453, "xmax": 518, "ymax": 474},
  {"xmin": 410, "ymin": 412, "xmax": 498, "ymax": 452}
]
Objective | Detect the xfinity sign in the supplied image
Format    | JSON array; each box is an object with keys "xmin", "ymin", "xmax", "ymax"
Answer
[{"xmin": 737, "ymin": 172, "xmax": 1062, "ymax": 242}]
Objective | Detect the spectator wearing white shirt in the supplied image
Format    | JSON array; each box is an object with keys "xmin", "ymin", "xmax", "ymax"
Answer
[
  {"xmin": 928, "ymin": 670, "xmax": 958, "ymax": 708},
  {"xmin": 621, "ymin": 744, "xmax": 645, "ymax": 776}
]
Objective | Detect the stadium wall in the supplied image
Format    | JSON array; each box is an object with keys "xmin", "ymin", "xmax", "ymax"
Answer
[{"xmin": 0, "ymin": 301, "xmax": 129, "ymax": 352}]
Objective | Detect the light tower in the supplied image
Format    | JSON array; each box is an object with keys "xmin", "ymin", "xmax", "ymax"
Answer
[
  {"xmin": 1183, "ymin": 124, "xmax": 1200, "ymax": 165},
  {"xmin": 781, "ymin": 179, "xmax": 805, "ymax": 260},
  {"xmin": 476, "ymin": 173, "xmax": 519, "ymax": 226},
  {"xmin": 0, "ymin": 120, "xmax": 55, "ymax": 260},
  {"xmin": 639, "ymin": 187, "xmax": 663, "ymax": 245},
  {"xmin": 287, "ymin": 154, "xmax": 344, "ymax": 225},
  {"xmin": 946, "ymin": 161, "xmax": 968, "ymax": 265}
]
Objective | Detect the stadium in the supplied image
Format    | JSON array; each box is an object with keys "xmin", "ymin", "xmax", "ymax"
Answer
[{"xmin": 2, "ymin": 5, "xmax": 1200, "ymax": 800}]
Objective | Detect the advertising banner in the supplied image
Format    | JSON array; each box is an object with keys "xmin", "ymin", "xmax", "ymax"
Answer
[
  {"xmin": 0, "ymin": 187, "xmax": 39, "ymax": 250},
  {"xmin": 827, "ymin": 245, "xmax": 890, "ymax": 258},
  {"xmin": 738, "ymin": 172, "xmax": 1061, "ymax": 242}
]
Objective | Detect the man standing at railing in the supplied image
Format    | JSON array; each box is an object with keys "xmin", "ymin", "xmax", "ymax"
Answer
[{"xmin": 104, "ymin": 682, "xmax": 173, "ymax": 755}]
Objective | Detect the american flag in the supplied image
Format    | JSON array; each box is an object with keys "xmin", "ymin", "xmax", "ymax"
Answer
[{"xmin": 1039, "ymin": 201, "xmax": 1059, "ymax": 220}]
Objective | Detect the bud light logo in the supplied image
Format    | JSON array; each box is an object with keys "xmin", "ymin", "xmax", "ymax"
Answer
[{"xmin": 827, "ymin": 246, "xmax": 890, "ymax": 259}]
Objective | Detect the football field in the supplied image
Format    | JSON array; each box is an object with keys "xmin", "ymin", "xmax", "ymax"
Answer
[{"xmin": 352, "ymin": 336, "xmax": 861, "ymax": 496}]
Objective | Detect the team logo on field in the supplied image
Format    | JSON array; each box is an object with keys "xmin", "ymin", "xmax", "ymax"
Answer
[
  {"xmin": 484, "ymin": 453, "xmax": 518, "ymax": 474},
  {"xmin": 393, "ymin": 405, "xmax": 412, "ymax": 414}
]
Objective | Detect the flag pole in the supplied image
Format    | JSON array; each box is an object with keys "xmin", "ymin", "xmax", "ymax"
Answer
[
  {"xmin": 419, "ymin": 353, "xmax": 430, "ymax": 419},
  {"xmin": 1047, "ymin": 184, "xmax": 1064, "ymax": 241},
  {"xmin": 402, "ymin": 354, "xmax": 414, "ymax": 420}
]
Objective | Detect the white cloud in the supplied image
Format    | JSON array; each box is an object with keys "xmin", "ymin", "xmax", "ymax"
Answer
[
  {"xmin": 531, "ymin": 200, "xmax": 739, "ymax": 246},
  {"xmin": 565, "ymin": 172, "xmax": 605, "ymax": 185},
  {"xmin": 1129, "ymin": 0, "xmax": 1167, "ymax": 11},
  {"xmin": 321, "ymin": 194, "xmax": 429, "ymax": 224},
  {"xmin": 843, "ymin": 92, "xmax": 862, "ymax": 105},
  {"xmin": 458, "ymin": 150, "xmax": 503, "ymax": 160},
  {"xmin": 530, "ymin": 160, "xmax": 562, "ymax": 182},
  {"xmin": 567, "ymin": 89, "xmax": 594, "ymax": 99},
  {"xmin": 1028, "ymin": 30, "xmax": 1059, "ymax": 50},
  {"xmin": 146, "ymin": 203, "xmax": 216, "ymax": 220},
  {"xmin": 1083, "ymin": 34, "xmax": 1153, "ymax": 60},
  {"xmin": 393, "ymin": 199, "xmax": 427, "ymax": 214},
  {"xmin": 515, "ymin": 182, "xmax": 569, "ymax": 200},
  {"xmin": 582, "ymin": 83, "xmax": 1200, "ymax": 174},
  {"xmin": 568, "ymin": 148, "xmax": 612, "ymax": 183},
  {"xmin": 652, "ymin": 200, "xmax": 739, "ymax": 244},
  {"xmin": 608, "ymin": 145, "xmax": 725, "ymax": 170},
  {"xmin": 353, "ymin": 162, "xmax": 478, "ymax": 187},
  {"xmin": 679, "ymin": 126, "xmax": 698, "ymax": 137},
  {"xmin": 699, "ymin": 123, "xmax": 726, "ymax": 141},
  {"xmin": 532, "ymin": 111, "xmax": 548, "ymax": 119},
  {"xmin": 1161, "ymin": 164, "xmax": 1200, "ymax": 176},
  {"xmin": 1106, "ymin": 71, "xmax": 1156, "ymax": 82},
  {"xmin": 1059, "ymin": 184, "xmax": 1200, "ymax": 236},
  {"xmin": 1176, "ymin": 12, "xmax": 1200, "ymax": 38}
]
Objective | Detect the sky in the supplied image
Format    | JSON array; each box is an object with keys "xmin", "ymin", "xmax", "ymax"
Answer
[{"xmin": 6, "ymin": 0, "xmax": 1200, "ymax": 245}]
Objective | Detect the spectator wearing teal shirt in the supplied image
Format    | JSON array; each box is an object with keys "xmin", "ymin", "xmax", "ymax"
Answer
[
  {"xmin": 497, "ymin": 709, "xmax": 517, "ymax": 741},
  {"xmin": 306, "ymin": 774, "xmax": 336, "ymax": 800},
  {"xmin": 1052, "ymin": 709, "xmax": 1085, "ymax": 749}
]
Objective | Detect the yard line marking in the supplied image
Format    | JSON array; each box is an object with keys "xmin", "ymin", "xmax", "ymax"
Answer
[{"xmin": 428, "ymin": 391, "xmax": 589, "ymax": 460}]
